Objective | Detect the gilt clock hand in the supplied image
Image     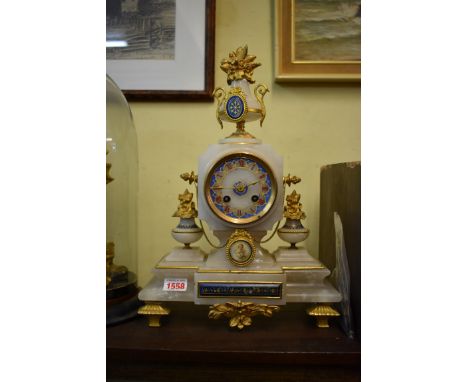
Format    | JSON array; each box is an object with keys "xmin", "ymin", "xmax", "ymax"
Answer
[
  {"xmin": 212, "ymin": 180, "xmax": 259, "ymax": 191},
  {"xmin": 246, "ymin": 180, "xmax": 260, "ymax": 186}
]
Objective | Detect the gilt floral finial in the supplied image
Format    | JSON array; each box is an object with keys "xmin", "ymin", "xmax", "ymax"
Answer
[
  {"xmin": 220, "ymin": 45, "xmax": 261, "ymax": 84},
  {"xmin": 284, "ymin": 190, "xmax": 306, "ymax": 220},
  {"xmin": 173, "ymin": 189, "xmax": 198, "ymax": 219}
]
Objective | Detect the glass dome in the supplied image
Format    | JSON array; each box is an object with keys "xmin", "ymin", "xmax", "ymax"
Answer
[{"xmin": 106, "ymin": 74, "xmax": 139, "ymax": 325}]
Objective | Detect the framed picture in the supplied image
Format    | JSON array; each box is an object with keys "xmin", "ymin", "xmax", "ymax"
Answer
[
  {"xmin": 275, "ymin": 0, "xmax": 360, "ymax": 82},
  {"xmin": 106, "ymin": 0, "xmax": 215, "ymax": 101}
]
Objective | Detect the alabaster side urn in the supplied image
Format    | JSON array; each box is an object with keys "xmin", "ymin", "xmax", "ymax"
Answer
[
  {"xmin": 171, "ymin": 189, "xmax": 202, "ymax": 248},
  {"xmin": 277, "ymin": 190, "xmax": 309, "ymax": 248},
  {"xmin": 171, "ymin": 218, "xmax": 203, "ymax": 248},
  {"xmin": 278, "ymin": 218, "xmax": 310, "ymax": 248}
]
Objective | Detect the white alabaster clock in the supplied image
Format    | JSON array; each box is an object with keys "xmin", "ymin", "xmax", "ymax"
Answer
[{"xmin": 138, "ymin": 46, "xmax": 341, "ymax": 330}]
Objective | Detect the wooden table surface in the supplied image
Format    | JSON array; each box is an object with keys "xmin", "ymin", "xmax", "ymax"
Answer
[{"xmin": 107, "ymin": 303, "xmax": 360, "ymax": 382}]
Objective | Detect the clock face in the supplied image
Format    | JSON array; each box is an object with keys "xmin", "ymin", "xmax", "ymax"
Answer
[{"xmin": 205, "ymin": 154, "xmax": 276, "ymax": 224}]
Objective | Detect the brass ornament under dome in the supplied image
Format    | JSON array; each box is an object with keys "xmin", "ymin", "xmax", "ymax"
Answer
[
  {"xmin": 106, "ymin": 155, "xmax": 128, "ymax": 286},
  {"xmin": 106, "ymin": 151, "xmax": 114, "ymax": 185},
  {"xmin": 106, "ymin": 242, "xmax": 128, "ymax": 287}
]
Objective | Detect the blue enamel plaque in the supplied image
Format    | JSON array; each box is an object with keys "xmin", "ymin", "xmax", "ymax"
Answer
[
  {"xmin": 198, "ymin": 282, "xmax": 282, "ymax": 298},
  {"xmin": 225, "ymin": 95, "xmax": 245, "ymax": 120}
]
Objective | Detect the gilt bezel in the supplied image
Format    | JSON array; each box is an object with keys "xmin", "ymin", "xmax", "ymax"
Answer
[
  {"xmin": 204, "ymin": 153, "xmax": 277, "ymax": 225},
  {"xmin": 225, "ymin": 229, "xmax": 256, "ymax": 267}
]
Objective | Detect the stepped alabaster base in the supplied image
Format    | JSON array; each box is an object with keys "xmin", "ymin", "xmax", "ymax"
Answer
[{"xmin": 138, "ymin": 246, "xmax": 341, "ymax": 328}]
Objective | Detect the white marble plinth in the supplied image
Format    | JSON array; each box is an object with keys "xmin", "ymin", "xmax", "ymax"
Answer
[
  {"xmin": 274, "ymin": 246, "xmax": 318, "ymax": 262},
  {"xmin": 139, "ymin": 245, "xmax": 342, "ymax": 306},
  {"xmin": 285, "ymin": 280, "xmax": 342, "ymax": 303},
  {"xmin": 138, "ymin": 248, "xmax": 206, "ymax": 303},
  {"xmin": 273, "ymin": 246, "xmax": 342, "ymax": 303},
  {"xmin": 138, "ymin": 268, "xmax": 197, "ymax": 302},
  {"xmin": 163, "ymin": 247, "xmax": 205, "ymax": 262}
]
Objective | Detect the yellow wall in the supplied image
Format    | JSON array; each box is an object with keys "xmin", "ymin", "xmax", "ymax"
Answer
[{"xmin": 130, "ymin": 0, "xmax": 360, "ymax": 286}]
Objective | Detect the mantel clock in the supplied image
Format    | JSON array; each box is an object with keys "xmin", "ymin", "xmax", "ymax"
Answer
[{"xmin": 138, "ymin": 46, "xmax": 341, "ymax": 330}]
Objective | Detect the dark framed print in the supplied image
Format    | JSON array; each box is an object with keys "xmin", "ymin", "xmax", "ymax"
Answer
[{"xmin": 106, "ymin": 0, "xmax": 215, "ymax": 100}]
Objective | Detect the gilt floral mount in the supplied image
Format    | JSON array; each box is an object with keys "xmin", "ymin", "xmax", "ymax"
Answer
[{"xmin": 208, "ymin": 301, "xmax": 280, "ymax": 330}]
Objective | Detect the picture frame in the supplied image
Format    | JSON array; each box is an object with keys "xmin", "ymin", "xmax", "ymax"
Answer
[
  {"xmin": 275, "ymin": 0, "xmax": 360, "ymax": 82},
  {"xmin": 106, "ymin": 0, "xmax": 215, "ymax": 101}
]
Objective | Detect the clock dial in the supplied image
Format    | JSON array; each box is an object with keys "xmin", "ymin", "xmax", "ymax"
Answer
[{"xmin": 205, "ymin": 154, "xmax": 276, "ymax": 224}]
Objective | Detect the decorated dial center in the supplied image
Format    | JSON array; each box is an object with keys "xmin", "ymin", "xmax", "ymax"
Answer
[{"xmin": 206, "ymin": 154, "xmax": 275, "ymax": 224}]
